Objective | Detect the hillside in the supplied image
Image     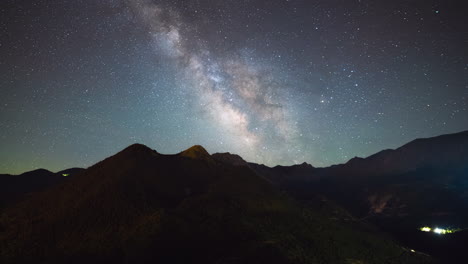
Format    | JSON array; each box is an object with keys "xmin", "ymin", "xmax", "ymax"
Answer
[
  {"xmin": 0, "ymin": 144, "xmax": 431, "ymax": 264},
  {"xmin": 0, "ymin": 167, "xmax": 84, "ymax": 210},
  {"xmin": 265, "ymin": 130, "xmax": 468, "ymax": 263}
]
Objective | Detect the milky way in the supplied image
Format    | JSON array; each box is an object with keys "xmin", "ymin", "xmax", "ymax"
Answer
[
  {"xmin": 128, "ymin": 0, "xmax": 302, "ymax": 164},
  {"xmin": 0, "ymin": 0, "xmax": 467, "ymax": 173}
]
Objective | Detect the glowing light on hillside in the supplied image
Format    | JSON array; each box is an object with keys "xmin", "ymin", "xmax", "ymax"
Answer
[
  {"xmin": 419, "ymin": 226, "xmax": 461, "ymax": 235},
  {"xmin": 433, "ymin": 228, "xmax": 446, "ymax": 234},
  {"xmin": 420, "ymin": 227, "xmax": 431, "ymax": 232},
  {"xmin": 62, "ymin": 173, "xmax": 69, "ymax": 177}
]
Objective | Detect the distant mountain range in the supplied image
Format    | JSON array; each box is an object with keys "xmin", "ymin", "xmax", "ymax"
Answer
[
  {"xmin": 1, "ymin": 130, "xmax": 467, "ymax": 263},
  {"xmin": 255, "ymin": 130, "xmax": 468, "ymax": 263},
  {"xmin": 0, "ymin": 167, "xmax": 84, "ymax": 210}
]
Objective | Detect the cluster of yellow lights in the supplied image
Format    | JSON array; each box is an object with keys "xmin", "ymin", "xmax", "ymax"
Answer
[
  {"xmin": 419, "ymin": 226, "xmax": 456, "ymax": 234},
  {"xmin": 62, "ymin": 173, "xmax": 69, "ymax": 177},
  {"xmin": 420, "ymin": 227, "xmax": 431, "ymax": 232}
]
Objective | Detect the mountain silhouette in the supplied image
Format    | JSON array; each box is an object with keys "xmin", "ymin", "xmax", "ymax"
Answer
[
  {"xmin": 179, "ymin": 145, "xmax": 212, "ymax": 160},
  {"xmin": 211, "ymin": 152, "xmax": 317, "ymax": 185},
  {"xmin": 212, "ymin": 152, "xmax": 249, "ymax": 167},
  {"xmin": 267, "ymin": 130, "xmax": 468, "ymax": 263},
  {"xmin": 0, "ymin": 144, "xmax": 431, "ymax": 264},
  {"xmin": 249, "ymin": 162, "xmax": 317, "ymax": 186},
  {"xmin": 0, "ymin": 167, "xmax": 84, "ymax": 210},
  {"xmin": 317, "ymin": 131, "xmax": 468, "ymax": 219},
  {"xmin": 335, "ymin": 130, "xmax": 468, "ymax": 177}
]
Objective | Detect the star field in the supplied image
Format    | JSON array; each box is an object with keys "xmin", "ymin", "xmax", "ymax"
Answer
[{"xmin": 1, "ymin": 0, "xmax": 467, "ymax": 174}]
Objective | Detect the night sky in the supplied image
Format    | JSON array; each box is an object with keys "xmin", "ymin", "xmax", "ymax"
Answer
[{"xmin": 1, "ymin": 0, "xmax": 467, "ymax": 174}]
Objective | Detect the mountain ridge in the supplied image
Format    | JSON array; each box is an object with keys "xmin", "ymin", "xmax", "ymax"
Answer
[
  {"xmin": 0, "ymin": 142, "xmax": 432, "ymax": 264},
  {"xmin": 179, "ymin": 145, "xmax": 212, "ymax": 160},
  {"xmin": 1, "ymin": 130, "xmax": 467, "ymax": 263}
]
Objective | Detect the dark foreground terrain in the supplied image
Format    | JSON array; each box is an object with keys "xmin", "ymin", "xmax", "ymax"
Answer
[
  {"xmin": 252, "ymin": 131, "xmax": 468, "ymax": 263},
  {"xmin": 1, "ymin": 144, "xmax": 432, "ymax": 264},
  {"xmin": 1, "ymin": 130, "xmax": 467, "ymax": 263}
]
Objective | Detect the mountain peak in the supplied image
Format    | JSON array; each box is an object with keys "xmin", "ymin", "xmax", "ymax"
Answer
[
  {"xmin": 212, "ymin": 152, "xmax": 248, "ymax": 166},
  {"xmin": 346, "ymin": 156, "xmax": 364, "ymax": 164},
  {"xmin": 179, "ymin": 145, "xmax": 211, "ymax": 159},
  {"xmin": 115, "ymin": 144, "xmax": 159, "ymax": 159},
  {"xmin": 19, "ymin": 168, "xmax": 53, "ymax": 177},
  {"xmin": 298, "ymin": 162, "xmax": 314, "ymax": 168},
  {"xmin": 123, "ymin": 143, "xmax": 153, "ymax": 151}
]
